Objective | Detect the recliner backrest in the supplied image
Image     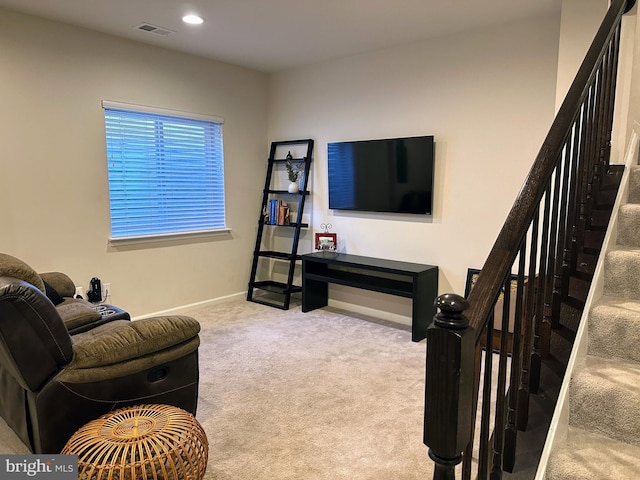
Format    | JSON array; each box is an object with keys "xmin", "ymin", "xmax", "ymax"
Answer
[{"xmin": 0, "ymin": 278, "xmax": 73, "ymax": 392}]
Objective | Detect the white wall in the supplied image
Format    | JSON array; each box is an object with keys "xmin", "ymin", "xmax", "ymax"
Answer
[
  {"xmin": 268, "ymin": 14, "xmax": 561, "ymax": 320},
  {"xmin": 555, "ymin": 0, "xmax": 609, "ymax": 110},
  {"xmin": 0, "ymin": 9, "xmax": 268, "ymax": 315},
  {"xmin": 0, "ymin": 7, "xmax": 578, "ymax": 321},
  {"xmin": 555, "ymin": 0, "xmax": 638, "ymax": 165},
  {"xmin": 625, "ymin": 3, "xmax": 640, "ymax": 142}
]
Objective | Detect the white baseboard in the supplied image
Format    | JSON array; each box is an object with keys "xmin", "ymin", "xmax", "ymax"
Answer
[
  {"xmin": 133, "ymin": 292, "xmax": 414, "ymax": 331},
  {"xmin": 132, "ymin": 291, "xmax": 245, "ymax": 320}
]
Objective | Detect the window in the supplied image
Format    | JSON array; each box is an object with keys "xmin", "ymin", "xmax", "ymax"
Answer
[{"xmin": 102, "ymin": 101, "xmax": 226, "ymax": 241}]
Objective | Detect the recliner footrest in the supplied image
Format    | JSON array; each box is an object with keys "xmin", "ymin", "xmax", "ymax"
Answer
[{"xmin": 67, "ymin": 316, "xmax": 201, "ymax": 369}]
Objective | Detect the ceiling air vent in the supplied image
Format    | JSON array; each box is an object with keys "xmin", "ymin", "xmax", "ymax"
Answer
[{"xmin": 134, "ymin": 23, "xmax": 175, "ymax": 36}]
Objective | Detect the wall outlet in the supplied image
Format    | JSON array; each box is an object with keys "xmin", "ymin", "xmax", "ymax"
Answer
[
  {"xmin": 75, "ymin": 286, "xmax": 84, "ymax": 298},
  {"xmin": 103, "ymin": 283, "xmax": 111, "ymax": 299}
]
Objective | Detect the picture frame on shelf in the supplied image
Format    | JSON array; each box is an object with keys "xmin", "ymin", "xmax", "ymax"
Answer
[{"xmin": 315, "ymin": 232, "xmax": 337, "ymax": 251}]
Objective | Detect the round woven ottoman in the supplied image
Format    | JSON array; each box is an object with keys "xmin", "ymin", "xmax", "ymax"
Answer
[{"xmin": 62, "ymin": 404, "xmax": 208, "ymax": 480}]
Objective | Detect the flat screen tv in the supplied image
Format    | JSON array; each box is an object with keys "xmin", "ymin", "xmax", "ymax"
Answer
[{"xmin": 328, "ymin": 135, "xmax": 435, "ymax": 214}]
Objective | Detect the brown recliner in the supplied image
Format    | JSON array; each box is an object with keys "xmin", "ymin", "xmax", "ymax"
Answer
[
  {"xmin": 0, "ymin": 252, "xmax": 130, "ymax": 335},
  {"xmin": 0, "ymin": 257, "xmax": 200, "ymax": 454}
]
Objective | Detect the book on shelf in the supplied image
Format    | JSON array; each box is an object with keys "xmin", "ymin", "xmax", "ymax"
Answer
[
  {"xmin": 265, "ymin": 199, "xmax": 292, "ymax": 225},
  {"xmin": 268, "ymin": 199, "xmax": 276, "ymax": 225},
  {"xmin": 277, "ymin": 200, "xmax": 290, "ymax": 225}
]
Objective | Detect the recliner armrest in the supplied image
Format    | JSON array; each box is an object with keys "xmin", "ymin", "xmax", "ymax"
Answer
[
  {"xmin": 56, "ymin": 301, "xmax": 102, "ymax": 333},
  {"xmin": 39, "ymin": 272, "xmax": 76, "ymax": 298},
  {"xmin": 68, "ymin": 316, "xmax": 200, "ymax": 369}
]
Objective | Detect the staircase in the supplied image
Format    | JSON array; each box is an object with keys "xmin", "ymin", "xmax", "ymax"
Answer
[
  {"xmin": 544, "ymin": 159, "xmax": 640, "ymax": 478},
  {"xmin": 423, "ymin": 3, "xmax": 638, "ymax": 477},
  {"xmin": 556, "ymin": 165, "xmax": 625, "ymax": 344}
]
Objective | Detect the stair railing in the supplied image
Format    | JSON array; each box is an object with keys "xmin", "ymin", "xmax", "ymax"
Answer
[{"xmin": 423, "ymin": 0, "xmax": 635, "ymax": 478}]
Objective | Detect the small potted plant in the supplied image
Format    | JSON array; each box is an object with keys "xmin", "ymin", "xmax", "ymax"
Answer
[{"xmin": 286, "ymin": 151, "xmax": 302, "ymax": 193}]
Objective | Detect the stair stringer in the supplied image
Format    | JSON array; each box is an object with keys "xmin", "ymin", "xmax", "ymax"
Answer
[{"xmin": 535, "ymin": 129, "xmax": 639, "ymax": 479}]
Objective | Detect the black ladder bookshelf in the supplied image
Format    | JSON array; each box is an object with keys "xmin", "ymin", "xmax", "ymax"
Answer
[{"xmin": 247, "ymin": 139, "xmax": 314, "ymax": 309}]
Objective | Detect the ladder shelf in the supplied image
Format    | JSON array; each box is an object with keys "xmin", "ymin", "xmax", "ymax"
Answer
[{"xmin": 247, "ymin": 139, "xmax": 314, "ymax": 310}]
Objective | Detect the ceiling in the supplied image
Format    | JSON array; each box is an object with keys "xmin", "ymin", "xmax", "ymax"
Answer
[{"xmin": 0, "ymin": 0, "xmax": 562, "ymax": 73}]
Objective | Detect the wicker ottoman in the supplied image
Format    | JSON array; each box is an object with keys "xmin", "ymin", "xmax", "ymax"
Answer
[{"xmin": 62, "ymin": 404, "xmax": 208, "ymax": 480}]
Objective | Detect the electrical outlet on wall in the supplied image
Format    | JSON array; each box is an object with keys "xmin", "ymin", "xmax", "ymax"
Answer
[{"xmin": 103, "ymin": 283, "xmax": 111, "ymax": 300}]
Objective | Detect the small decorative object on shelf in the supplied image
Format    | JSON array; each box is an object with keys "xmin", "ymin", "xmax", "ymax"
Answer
[
  {"xmin": 286, "ymin": 151, "xmax": 301, "ymax": 193},
  {"xmin": 315, "ymin": 223, "xmax": 337, "ymax": 251}
]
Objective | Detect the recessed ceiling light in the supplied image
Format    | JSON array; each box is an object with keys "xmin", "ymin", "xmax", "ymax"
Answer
[{"xmin": 182, "ymin": 14, "xmax": 204, "ymax": 25}]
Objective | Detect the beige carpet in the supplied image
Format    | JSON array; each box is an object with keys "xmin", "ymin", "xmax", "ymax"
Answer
[{"xmin": 0, "ymin": 299, "xmax": 441, "ymax": 479}]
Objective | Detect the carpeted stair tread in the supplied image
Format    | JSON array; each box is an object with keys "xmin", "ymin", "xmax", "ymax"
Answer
[
  {"xmin": 603, "ymin": 246, "xmax": 640, "ymax": 300},
  {"xmin": 588, "ymin": 296, "xmax": 640, "ymax": 363},
  {"xmin": 617, "ymin": 202, "xmax": 640, "ymax": 247},
  {"xmin": 628, "ymin": 165, "xmax": 640, "ymax": 204},
  {"xmin": 569, "ymin": 355, "xmax": 640, "ymax": 446},
  {"xmin": 546, "ymin": 426, "xmax": 640, "ymax": 480}
]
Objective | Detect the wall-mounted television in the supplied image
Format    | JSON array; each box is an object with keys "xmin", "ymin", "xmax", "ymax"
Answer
[{"xmin": 327, "ymin": 135, "xmax": 435, "ymax": 215}]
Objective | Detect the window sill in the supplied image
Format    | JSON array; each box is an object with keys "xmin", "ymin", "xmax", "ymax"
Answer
[{"xmin": 108, "ymin": 228, "xmax": 232, "ymax": 247}]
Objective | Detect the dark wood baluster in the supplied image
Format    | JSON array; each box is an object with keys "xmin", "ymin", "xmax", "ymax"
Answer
[
  {"xmin": 561, "ymin": 96, "xmax": 589, "ymax": 306},
  {"xmin": 600, "ymin": 36, "xmax": 615, "ymax": 160},
  {"xmin": 596, "ymin": 47, "xmax": 610, "ymax": 177},
  {"xmin": 518, "ymin": 210, "xmax": 540, "ymax": 431},
  {"xmin": 531, "ymin": 183, "xmax": 552, "ymax": 394},
  {"xmin": 552, "ymin": 134, "xmax": 575, "ymax": 327},
  {"xmin": 490, "ymin": 275, "xmax": 512, "ymax": 479},
  {"xmin": 503, "ymin": 244, "xmax": 527, "ymax": 471},
  {"xmin": 537, "ymin": 181, "xmax": 553, "ymax": 365},
  {"xmin": 462, "ymin": 343, "xmax": 482, "ymax": 480},
  {"xmin": 544, "ymin": 160, "xmax": 563, "ymax": 342},
  {"xmin": 477, "ymin": 315, "xmax": 494, "ymax": 479},
  {"xmin": 575, "ymin": 81, "xmax": 598, "ymax": 258},
  {"xmin": 587, "ymin": 63, "xmax": 605, "ymax": 215},
  {"xmin": 593, "ymin": 24, "xmax": 618, "ymax": 182},
  {"xmin": 603, "ymin": 25, "xmax": 621, "ymax": 171},
  {"xmin": 561, "ymin": 105, "xmax": 589, "ymax": 299}
]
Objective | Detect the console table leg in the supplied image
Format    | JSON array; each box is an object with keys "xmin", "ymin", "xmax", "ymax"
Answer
[{"xmin": 302, "ymin": 279, "xmax": 328, "ymax": 312}]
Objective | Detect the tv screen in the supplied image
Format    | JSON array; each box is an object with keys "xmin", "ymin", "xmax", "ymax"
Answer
[{"xmin": 328, "ymin": 135, "xmax": 434, "ymax": 214}]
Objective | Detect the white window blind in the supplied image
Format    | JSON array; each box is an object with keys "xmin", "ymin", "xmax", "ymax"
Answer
[{"xmin": 103, "ymin": 101, "xmax": 226, "ymax": 240}]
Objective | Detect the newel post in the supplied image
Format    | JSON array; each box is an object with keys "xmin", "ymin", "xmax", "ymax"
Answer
[{"xmin": 424, "ymin": 294, "xmax": 475, "ymax": 480}]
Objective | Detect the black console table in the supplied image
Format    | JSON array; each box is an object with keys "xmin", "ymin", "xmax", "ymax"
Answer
[{"xmin": 301, "ymin": 251, "xmax": 438, "ymax": 342}]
